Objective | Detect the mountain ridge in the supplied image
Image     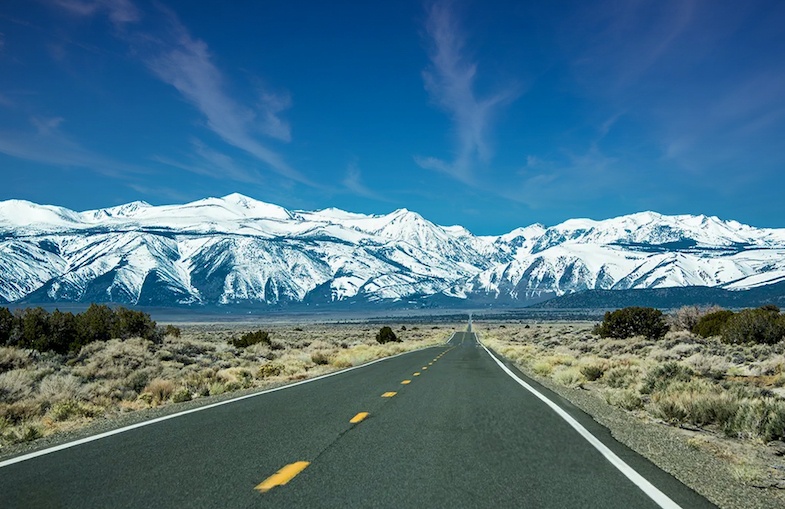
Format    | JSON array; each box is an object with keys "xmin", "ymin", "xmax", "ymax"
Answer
[{"xmin": 1, "ymin": 194, "xmax": 784, "ymax": 308}]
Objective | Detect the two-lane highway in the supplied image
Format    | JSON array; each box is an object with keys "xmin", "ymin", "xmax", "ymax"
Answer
[{"xmin": 0, "ymin": 331, "xmax": 715, "ymax": 508}]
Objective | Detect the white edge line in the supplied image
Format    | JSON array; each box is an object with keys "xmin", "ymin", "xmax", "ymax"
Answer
[
  {"xmin": 476, "ymin": 333, "xmax": 683, "ymax": 509},
  {"xmin": 0, "ymin": 335, "xmax": 454, "ymax": 469}
]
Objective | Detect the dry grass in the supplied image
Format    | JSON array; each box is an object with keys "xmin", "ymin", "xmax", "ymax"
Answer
[{"xmin": 0, "ymin": 322, "xmax": 451, "ymax": 449}]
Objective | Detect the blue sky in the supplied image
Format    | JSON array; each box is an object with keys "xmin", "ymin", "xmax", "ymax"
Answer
[{"xmin": 1, "ymin": 0, "xmax": 784, "ymax": 235}]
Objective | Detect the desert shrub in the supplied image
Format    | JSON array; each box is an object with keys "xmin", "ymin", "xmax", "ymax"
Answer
[
  {"xmin": 375, "ymin": 326, "xmax": 399, "ymax": 344},
  {"xmin": 0, "ymin": 346, "xmax": 34, "ymax": 373},
  {"xmin": 49, "ymin": 400, "xmax": 96, "ymax": 421},
  {"xmin": 594, "ymin": 307, "xmax": 669, "ymax": 340},
  {"xmin": 257, "ymin": 362, "xmax": 284, "ymax": 378},
  {"xmin": 580, "ymin": 363, "xmax": 606, "ymax": 381},
  {"xmin": 641, "ymin": 361, "xmax": 693, "ymax": 394},
  {"xmin": 20, "ymin": 425, "xmax": 42, "ymax": 442},
  {"xmin": 231, "ymin": 330, "xmax": 271, "ymax": 349},
  {"xmin": 552, "ymin": 367, "xmax": 585, "ymax": 387},
  {"xmin": 164, "ymin": 325, "xmax": 181, "ymax": 338},
  {"xmin": 143, "ymin": 379, "xmax": 175, "ymax": 404},
  {"xmin": 124, "ymin": 369, "xmax": 153, "ymax": 393},
  {"xmin": 311, "ymin": 351, "xmax": 330, "ymax": 365},
  {"xmin": 38, "ymin": 374, "xmax": 83, "ymax": 402},
  {"xmin": 684, "ymin": 353, "xmax": 729, "ymax": 379},
  {"xmin": 721, "ymin": 307, "xmax": 785, "ymax": 345},
  {"xmin": 604, "ymin": 388, "xmax": 643, "ymax": 410},
  {"xmin": 0, "ymin": 369, "xmax": 34, "ymax": 403},
  {"xmin": 692, "ymin": 310, "xmax": 734, "ymax": 338},
  {"xmin": 601, "ymin": 366, "xmax": 639, "ymax": 389},
  {"xmin": 649, "ymin": 380, "xmax": 738, "ymax": 426},
  {"xmin": 724, "ymin": 398, "xmax": 785, "ymax": 442},
  {"xmin": 171, "ymin": 388, "xmax": 192, "ymax": 403},
  {"xmin": 669, "ymin": 306, "xmax": 704, "ymax": 331}
]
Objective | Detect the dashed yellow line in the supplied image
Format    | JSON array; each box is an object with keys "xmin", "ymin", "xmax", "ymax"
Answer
[
  {"xmin": 422, "ymin": 367, "xmax": 428, "ymax": 370},
  {"xmin": 255, "ymin": 461, "xmax": 310, "ymax": 493},
  {"xmin": 382, "ymin": 391, "xmax": 397, "ymax": 398},
  {"xmin": 350, "ymin": 412, "xmax": 369, "ymax": 423},
  {"xmin": 401, "ymin": 380, "xmax": 411, "ymax": 385},
  {"xmin": 413, "ymin": 372, "xmax": 421, "ymax": 376}
]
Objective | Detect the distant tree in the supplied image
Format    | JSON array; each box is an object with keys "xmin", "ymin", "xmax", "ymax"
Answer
[
  {"xmin": 376, "ymin": 326, "xmax": 399, "ymax": 344},
  {"xmin": 0, "ymin": 307, "xmax": 13, "ymax": 345},
  {"xmin": 18, "ymin": 307, "xmax": 51, "ymax": 351},
  {"xmin": 48, "ymin": 309, "xmax": 77, "ymax": 354},
  {"xmin": 75, "ymin": 304, "xmax": 115, "ymax": 349},
  {"xmin": 721, "ymin": 307, "xmax": 785, "ymax": 345},
  {"xmin": 112, "ymin": 307, "xmax": 156, "ymax": 340},
  {"xmin": 692, "ymin": 310, "xmax": 734, "ymax": 338},
  {"xmin": 594, "ymin": 307, "xmax": 669, "ymax": 340},
  {"xmin": 230, "ymin": 330, "xmax": 271, "ymax": 348}
]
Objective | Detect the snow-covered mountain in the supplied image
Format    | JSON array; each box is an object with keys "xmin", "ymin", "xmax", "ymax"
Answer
[{"xmin": 1, "ymin": 195, "xmax": 783, "ymax": 307}]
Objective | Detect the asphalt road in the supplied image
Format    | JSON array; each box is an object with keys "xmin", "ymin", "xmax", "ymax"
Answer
[{"xmin": 0, "ymin": 331, "xmax": 716, "ymax": 508}]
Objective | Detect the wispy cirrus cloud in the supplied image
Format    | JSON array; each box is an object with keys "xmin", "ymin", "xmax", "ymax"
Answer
[
  {"xmin": 415, "ymin": 0, "xmax": 520, "ymax": 184},
  {"xmin": 0, "ymin": 116, "xmax": 148, "ymax": 177},
  {"xmin": 153, "ymin": 138, "xmax": 269, "ymax": 186},
  {"xmin": 49, "ymin": 0, "xmax": 140, "ymax": 26},
  {"xmin": 41, "ymin": 0, "xmax": 310, "ymax": 187},
  {"xmin": 140, "ymin": 9, "xmax": 304, "ymax": 181},
  {"xmin": 342, "ymin": 162, "xmax": 390, "ymax": 202}
]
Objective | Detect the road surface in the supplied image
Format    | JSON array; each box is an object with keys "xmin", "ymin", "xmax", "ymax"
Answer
[{"xmin": 0, "ymin": 331, "xmax": 715, "ymax": 508}]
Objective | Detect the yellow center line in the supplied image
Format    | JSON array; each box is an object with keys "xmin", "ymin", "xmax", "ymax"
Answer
[
  {"xmin": 401, "ymin": 380, "xmax": 411, "ymax": 385},
  {"xmin": 382, "ymin": 391, "xmax": 397, "ymax": 398},
  {"xmin": 350, "ymin": 412, "xmax": 369, "ymax": 423},
  {"xmin": 255, "ymin": 461, "xmax": 310, "ymax": 493},
  {"xmin": 422, "ymin": 367, "xmax": 428, "ymax": 370},
  {"xmin": 413, "ymin": 372, "xmax": 420, "ymax": 376}
]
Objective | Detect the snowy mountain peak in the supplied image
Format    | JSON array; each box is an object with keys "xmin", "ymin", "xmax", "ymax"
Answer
[
  {"xmin": 0, "ymin": 196, "xmax": 784, "ymax": 307},
  {"xmin": 0, "ymin": 199, "xmax": 81, "ymax": 228}
]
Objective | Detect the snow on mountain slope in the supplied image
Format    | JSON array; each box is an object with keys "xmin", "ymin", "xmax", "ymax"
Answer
[{"xmin": 1, "ymin": 195, "xmax": 784, "ymax": 306}]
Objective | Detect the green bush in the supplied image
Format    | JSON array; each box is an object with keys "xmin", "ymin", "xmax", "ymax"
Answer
[
  {"xmin": 230, "ymin": 330, "xmax": 271, "ymax": 348},
  {"xmin": 375, "ymin": 326, "xmax": 399, "ymax": 344},
  {"xmin": 171, "ymin": 388, "xmax": 192, "ymax": 403},
  {"xmin": 164, "ymin": 325, "xmax": 182, "ymax": 338},
  {"xmin": 692, "ymin": 310, "xmax": 734, "ymax": 338},
  {"xmin": 721, "ymin": 307, "xmax": 785, "ymax": 345},
  {"xmin": 594, "ymin": 307, "xmax": 669, "ymax": 340}
]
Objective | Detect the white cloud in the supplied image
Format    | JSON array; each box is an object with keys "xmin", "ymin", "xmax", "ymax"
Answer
[
  {"xmin": 342, "ymin": 162, "xmax": 388, "ymax": 201},
  {"xmin": 416, "ymin": 1, "xmax": 520, "ymax": 184},
  {"xmin": 50, "ymin": 0, "xmax": 140, "ymax": 26},
  {"xmin": 44, "ymin": 0, "xmax": 310, "ymax": 187},
  {"xmin": 141, "ymin": 11, "xmax": 306, "ymax": 184},
  {"xmin": 0, "ymin": 117, "xmax": 148, "ymax": 177}
]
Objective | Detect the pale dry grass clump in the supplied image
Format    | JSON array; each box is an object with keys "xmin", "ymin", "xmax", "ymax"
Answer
[{"xmin": 0, "ymin": 321, "xmax": 450, "ymax": 450}]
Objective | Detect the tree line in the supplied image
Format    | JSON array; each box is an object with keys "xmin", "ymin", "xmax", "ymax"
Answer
[{"xmin": 0, "ymin": 304, "xmax": 172, "ymax": 354}]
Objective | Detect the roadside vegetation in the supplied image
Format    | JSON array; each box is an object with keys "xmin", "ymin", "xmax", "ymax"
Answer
[
  {"xmin": 0, "ymin": 311, "xmax": 448, "ymax": 451},
  {"xmin": 481, "ymin": 305, "xmax": 785, "ymax": 505}
]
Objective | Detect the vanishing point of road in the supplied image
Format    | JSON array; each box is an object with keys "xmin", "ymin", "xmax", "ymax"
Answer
[{"xmin": 0, "ymin": 330, "xmax": 715, "ymax": 508}]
